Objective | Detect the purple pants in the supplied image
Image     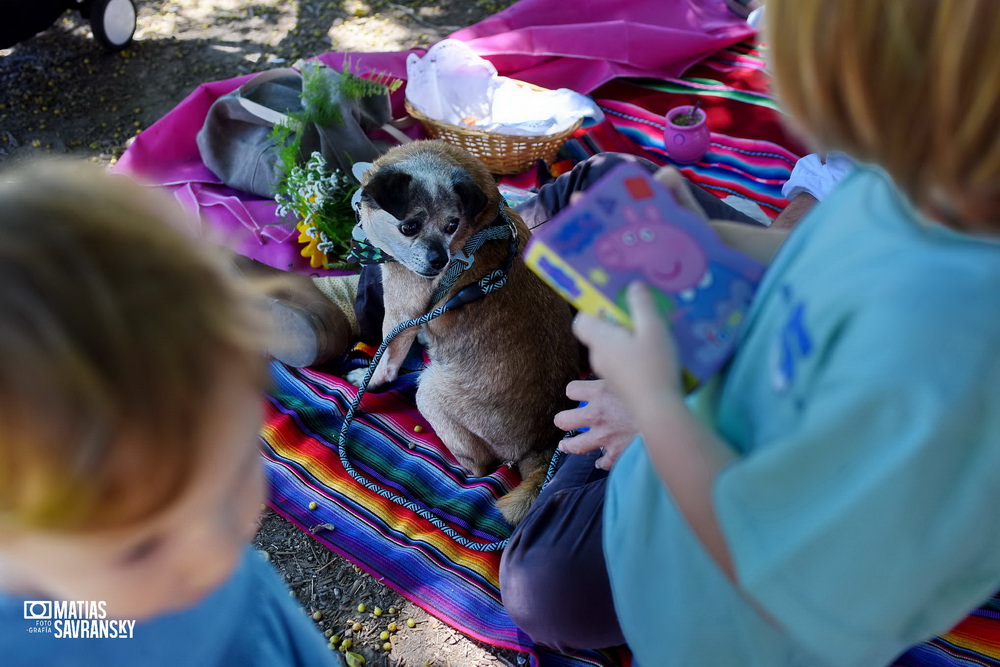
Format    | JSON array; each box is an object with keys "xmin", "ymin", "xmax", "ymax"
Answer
[
  {"xmin": 517, "ymin": 152, "xmax": 763, "ymax": 231},
  {"xmin": 500, "ymin": 449, "xmax": 624, "ymax": 651}
]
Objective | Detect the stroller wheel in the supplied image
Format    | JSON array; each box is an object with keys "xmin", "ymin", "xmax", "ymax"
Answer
[{"xmin": 88, "ymin": 0, "xmax": 136, "ymax": 51}]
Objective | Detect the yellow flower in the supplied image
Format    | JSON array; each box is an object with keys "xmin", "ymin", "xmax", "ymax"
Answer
[{"xmin": 297, "ymin": 219, "xmax": 330, "ymax": 268}]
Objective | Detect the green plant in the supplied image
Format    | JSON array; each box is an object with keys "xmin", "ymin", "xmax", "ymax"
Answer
[
  {"xmin": 274, "ymin": 151, "xmax": 357, "ymax": 267},
  {"xmin": 270, "ymin": 61, "xmax": 401, "ymax": 266}
]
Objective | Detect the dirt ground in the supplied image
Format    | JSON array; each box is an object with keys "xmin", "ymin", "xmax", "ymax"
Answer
[{"xmin": 1, "ymin": 1, "xmax": 526, "ymax": 665}]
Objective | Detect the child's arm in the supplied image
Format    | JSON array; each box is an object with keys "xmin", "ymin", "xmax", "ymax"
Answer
[
  {"xmin": 573, "ymin": 282, "xmax": 738, "ymax": 580},
  {"xmin": 768, "ymin": 192, "xmax": 818, "ymax": 230},
  {"xmin": 633, "ymin": 379, "xmax": 738, "ymax": 581},
  {"xmin": 654, "ymin": 164, "xmax": 791, "ymax": 265},
  {"xmin": 709, "ymin": 219, "xmax": 790, "ymax": 265}
]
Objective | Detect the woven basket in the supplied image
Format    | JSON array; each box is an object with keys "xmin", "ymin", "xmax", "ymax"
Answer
[{"xmin": 404, "ymin": 93, "xmax": 582, "ymax": 175}]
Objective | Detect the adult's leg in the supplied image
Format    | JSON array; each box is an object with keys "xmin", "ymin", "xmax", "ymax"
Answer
[
  {"xmin": 234, "ymin": 256, "xmax": 356, "ymax": 367},
  {"xmin": 516, "ymin": 152, "xmax": 765, "ymax": 229},
  {"xmin": 352, "ymin": 265, "xmax": 384, "ymax": 346},
  {"xmin": 500, "ymin": 450, "xmax": 625, "ymax": 651}
]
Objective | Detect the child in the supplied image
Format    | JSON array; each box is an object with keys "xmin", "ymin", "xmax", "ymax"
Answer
[
  {"xmin": 0, "ymin": 161, "xmax": 342, "ymax": 666},
  {"xmin": 501, "ymin": 1, "xmax": 1000, "ymax": 665}
]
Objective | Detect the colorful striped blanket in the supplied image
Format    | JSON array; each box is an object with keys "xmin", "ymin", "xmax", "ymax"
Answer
[{"xmin": 263, "ymin": 362, "xmax": 631, "ymax": 666}]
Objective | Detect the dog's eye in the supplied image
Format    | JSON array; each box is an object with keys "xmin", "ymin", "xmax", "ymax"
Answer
[
  {"xmin": 444, "ymin": 218, "xmax": 460, "ymax": 234},
  {"xmin": 399, "ymin": 219, "xmax": 420, "ymax": 236}
]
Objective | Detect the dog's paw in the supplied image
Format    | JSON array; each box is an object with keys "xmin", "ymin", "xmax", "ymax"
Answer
[
  {"xmin": 368, "ymin": 363, "xmax": 399, "ymax": 388},
  {"xmin": 346, "ymin": 364, "xmax": 399, "ymax": 390},
  {"xmin": 345, "ymin": 368, "xmax": 369, "ymax": 388}
]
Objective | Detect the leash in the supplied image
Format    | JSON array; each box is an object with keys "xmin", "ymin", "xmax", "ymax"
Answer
[
  {"xmin": 337, "ymin": 207, "xmax": 519, "ymax": 552},
  {"xmin": 428, "ymin": 205, "xmax": 517, "ymax": 306}
]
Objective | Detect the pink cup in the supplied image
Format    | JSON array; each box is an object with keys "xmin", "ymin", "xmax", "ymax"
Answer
[{"xmin": 664, "ymin": 105, "xmax": 710, "ymax": 164}]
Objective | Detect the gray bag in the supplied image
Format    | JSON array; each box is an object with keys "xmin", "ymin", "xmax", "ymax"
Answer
[{"xmin": 196, "ymin": 65, "xmax": 408, "ymax": 198}]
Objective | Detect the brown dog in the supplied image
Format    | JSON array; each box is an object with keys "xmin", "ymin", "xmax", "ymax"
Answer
[{"xmin": 349, "ymin": 140, "xmax": 581, "ymax": 524}]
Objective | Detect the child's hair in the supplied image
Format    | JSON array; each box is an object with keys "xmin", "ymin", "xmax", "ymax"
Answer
[
  {"xmin": 767, "ymin": 0, "xmax": 1000, "ymax": 229},
  {"xmin": 0, "ymin": 161, "xmax": 268, "ymax": 533}
]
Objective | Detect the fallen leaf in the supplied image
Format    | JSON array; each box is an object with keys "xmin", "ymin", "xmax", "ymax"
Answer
[{"xmin": 309, "ymin": 523, "xmax": 336, "ymax": 534}]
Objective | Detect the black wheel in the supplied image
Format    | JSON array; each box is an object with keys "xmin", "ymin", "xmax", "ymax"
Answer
[{"xmin": 88, "ymin": 0, "xmax": 135, "ymax": 51}]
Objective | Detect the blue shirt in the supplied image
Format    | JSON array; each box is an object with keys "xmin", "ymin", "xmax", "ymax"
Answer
[
  {"xmin": 0, "ymin": 547, "xmax": 342, "ymax": 666},
  {"xmin": 604, "ymin": 167, "xmax": 1000, "ymax": 666}
]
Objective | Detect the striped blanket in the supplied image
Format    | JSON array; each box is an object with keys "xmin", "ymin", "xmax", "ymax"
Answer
[
  {"xmin": 560, "ymin": 41, "xmax": 806, "ymax": 219},
  {"xmin": 259, "ymin": 37, "xmax": 1000, "ymax": 667},
  {"xmin": 263, "ymin": 362, "xmax": 631, "ymax": 666}
]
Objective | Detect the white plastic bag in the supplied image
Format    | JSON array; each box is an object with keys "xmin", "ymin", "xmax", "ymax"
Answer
[{"xmin": 405, "ymin": 39, "xmax": 603, "ymax": 136}]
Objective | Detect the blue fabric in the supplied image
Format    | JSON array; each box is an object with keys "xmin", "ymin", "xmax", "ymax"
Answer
[
  {"xmin": 0, "ymin": 547, "xmax": 342, "ymax": 667},
  {"xmin": 604, "ymin": 167, "xmax": 1000, "ymax": 666}
]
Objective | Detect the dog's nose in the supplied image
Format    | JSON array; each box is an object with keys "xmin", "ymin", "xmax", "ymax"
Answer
[{"xmin": 427, "ymin": 247, "xmax": 448, "ymax": 271}]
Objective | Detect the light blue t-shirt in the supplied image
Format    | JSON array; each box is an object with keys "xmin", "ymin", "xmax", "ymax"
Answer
[
  {"xmin": 604, "ymin": 166, "xmax": 1000, "ymax": 666},
  {"xmin": 0, "ymin": 546, "xmax": 343, "ymax": 667}
]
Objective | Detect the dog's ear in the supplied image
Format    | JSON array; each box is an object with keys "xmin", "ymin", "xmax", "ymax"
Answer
[
  {"xmin": 352, "ymin": 161, "xmax": 373, "ymax": 182},
  {"xmin": 452, "ymin": 169, "xmax": 488, "ymax": 220},
  {"xmin": 362, "ymin": 167, "xmax": 412, "ymax": 220}
]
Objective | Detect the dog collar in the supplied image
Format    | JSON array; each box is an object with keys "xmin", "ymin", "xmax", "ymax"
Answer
[
  {"xmin": 429, "ymin": 201, "xmax": 517, "ymax": 306},
  {"xmin": 346, "ymin": 223, "xmax": 396, "ymax": 266},
  {"xmin": 346, "ymin": 200, "xmax": 517, "ymax": 292},
  {"xmin": 346, "ymin": 184, "xmax": 396, "ymax": 266}
]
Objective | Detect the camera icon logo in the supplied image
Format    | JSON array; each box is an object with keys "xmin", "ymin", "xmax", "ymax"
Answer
[{"xmin": 23, "ymin": 601, "xmax": 52, "ymax": 620}]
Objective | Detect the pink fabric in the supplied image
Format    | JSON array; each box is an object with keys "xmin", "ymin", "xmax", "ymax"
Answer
[
  {"xmin": 449, "ymin": 0, "xmax": 755, "ymax": 92},
  {"xmin": 114, "ymin": 53, "xmax": 416, "ymax": 274},
  {"xmin": 114, "ymin": 0, "xmax": 754, "ymax": 273}
]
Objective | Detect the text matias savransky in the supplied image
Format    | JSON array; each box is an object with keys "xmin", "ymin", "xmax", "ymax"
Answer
[{"xmin": 24, "ymin": 600, "xmax": 136, "ymax": 639}]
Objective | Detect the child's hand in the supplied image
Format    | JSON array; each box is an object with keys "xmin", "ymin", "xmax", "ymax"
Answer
[
  {"xmin": 573, "ymin": 282, "xmax": 683, "ymax": 420},
  {"xmin": 554, "ymin": 379, "xmax": 639, "ymax": 470}
]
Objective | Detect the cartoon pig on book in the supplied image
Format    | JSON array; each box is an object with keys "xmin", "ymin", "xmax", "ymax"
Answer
[
  {"xmin": 593, "ymin": 202, "xmax": 754, "ymax": 371},
  {"xmin": 594, "ymin": 204, "xmax": 708, "ymax": 293},
  {"xmin": 524, "ymin": 163, "xmax": 764, "ymax": 388}
]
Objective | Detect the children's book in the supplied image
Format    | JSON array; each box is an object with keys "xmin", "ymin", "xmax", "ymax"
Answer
[{"xmin": 523, "ymin": 163, "xmax": 765, "ymax": 390}]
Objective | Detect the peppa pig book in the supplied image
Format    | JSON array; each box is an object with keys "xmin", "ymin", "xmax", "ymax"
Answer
[{"xmin": 523, "ymin": 163, "xmax": 765, "ymax": 390}]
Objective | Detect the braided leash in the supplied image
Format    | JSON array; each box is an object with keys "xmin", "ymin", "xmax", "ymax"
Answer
[
  {"xmin": 336, "ymin": 226, "xmax": 517, "ymax": 552},
  {"xmin": 335, "ymin": 345, "xmax": 571, "ymax": 553},
  {"xmin": 429, "ymin": 214, "xmax": 517, "ymax": 306}
]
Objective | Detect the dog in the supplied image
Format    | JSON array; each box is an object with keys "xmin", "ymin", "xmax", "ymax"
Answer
[{"xmin": 349, "ymin": 140, "xmax": 581, "ymax": 525}]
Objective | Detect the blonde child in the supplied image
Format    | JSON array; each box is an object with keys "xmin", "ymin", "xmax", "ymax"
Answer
[
  {"xmin": 0, "ymin": 162, "xmax": 341, "ymax": 665},
  {"xmin": 501, "ymin": 2, "xmax": 1000, "ymax": 665}
]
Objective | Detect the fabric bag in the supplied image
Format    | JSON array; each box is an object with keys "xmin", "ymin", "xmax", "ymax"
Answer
[{"xmin": 196, "ymin": 63, "xmax": 407, "ymax": 198}]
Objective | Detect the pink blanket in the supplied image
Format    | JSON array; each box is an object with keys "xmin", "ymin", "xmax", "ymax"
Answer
[{"xmin": 451, "ymin": 0, "xmax": 753, "ymax": 93}]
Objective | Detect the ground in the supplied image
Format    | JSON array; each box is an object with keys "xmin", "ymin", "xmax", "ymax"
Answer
[
  {"xmin": 0, "ymin": 0, "xmax": 515, "ymax": 164},
  {"xmin": 0, "ymin": 1, "xmax": 526, "ymax": 665}
]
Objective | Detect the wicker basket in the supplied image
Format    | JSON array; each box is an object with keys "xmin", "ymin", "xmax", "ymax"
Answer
[{"xmin": 404, "ymin": 93, "xmax": 582, "ymax": 175}]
